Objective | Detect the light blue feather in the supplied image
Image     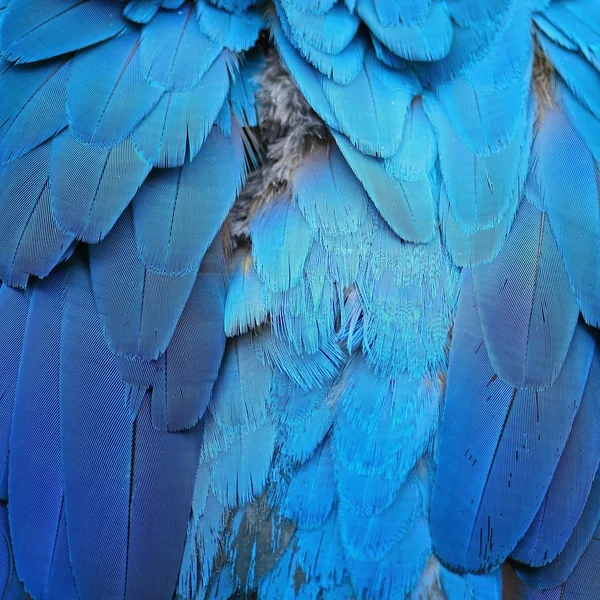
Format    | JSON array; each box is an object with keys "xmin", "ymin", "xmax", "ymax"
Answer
[
  {"xmin": 196, "ymin": 0, "xmax": 262, "ymax": 52},
  {"xmin": 0, "ymin": 59, "xmax": 68, "ymax": 165},
  {"xmin": 139, "ymin": 3, "xmax": 223, "ymax": 91},
  {"xmin": 133, "ymin": 117, "xmax": 247, "ymax": 275},
  {"xmin": 131, "ymin": 51, "xmax": 233, "ymax": 167},
  {"xmin": 0, "ymin": 0, "xmax": 127, "ymax": 63},
  {"xmin": 67, "ymin": 30, "xmax": 164, "ymax": 147},
  {"xmin": 50, "ymin": 129, "xmax": 151, "ymax": 243},
  {"xmin": 229, "ymin": 50, "xmax": 263, "ymax": 127},
  {"xmin": 357, "ymin": 0, "xmax": 453, "ymax": 61},
  {"xmin": 445, "ymin": 0, "xmax": 514, "ymax": 27},
  {"xmin": 333, "ymin": 131, "xmax": 436, "ymax": 243},
  {"xmin": 123, "ymin": 0, "xmax": 162, "ymax": 23},
  {"xmin": 322, "ymin": 51, "xmax": 419, "ymax": 157},
  {"xmin": 439, "ymin": 566, "xmax": 503, "ymax": 600},
  {"xmin": 372, "ymin": 0, "xmax": 432, "ymax": 27}
]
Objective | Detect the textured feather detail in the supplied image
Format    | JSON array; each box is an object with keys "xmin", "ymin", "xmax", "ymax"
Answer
[
  {"xmin": 338, "ymin": 461, "xmax": 429, "ymax": 562},
  {"xmin": 119, "ymin": 232, "xmax": 227, "ymax": 431},
  {"xmin": 432, "ymin": 269, "xmax": 596, "ymax": 573},
  {"xmin": 50, "ymin": 130, "xmax": 151, "ymax": 243},
  {"xmin": 282, "ymin": 0, "xmax": 335, "ymax": 15},
  {"xmin": 292, "ymin": 142, "xmax": 368, "ymax": 239},
  {"xmin": 372, "ymin": 0, "xmax": 432, "ymax": 27},
  {"xmin": 196, "ymin": 0, "xmax": 262, "ymax": 52},
  {"xmin": 67, "ymin": 30, "xmax": 163, "ymax": 147},
  {"xmin": 281, "ymin": 440, "xmax": 335, "ymax": 528},
  {"xmin": 511, "ymin": 351, "xmax": 600, "ymax": 566},
  {"xmin": 8, "ymin": 267, "xmax": 70, "ymax": 600},
  {"xmin": 425, "ymin": 93, "xmax": 531, "ymax": 234},
  {"xmin": 89, "ymin": 207, "xmax": 198, "ymax": 361},
  {"xmin": 271, "ymin": 21, "xmax": 341, "ymax": 129},
  {"xmin": 224, "ymin": 248, "xmax": 267, "ymax": 337},
  {"xmin": 322, "ymin": 51, "xmax": 419, "ymax": 158},
  {"xmin": 333, "ymin": 132, "xmax": 435, "ymax": 243},
  {"xmin": 0, "ymin": 59, "xmax": 68, "ymax": 165},
  {"xmin": 471, "ymin": 199, "xmax": 579, "ymax": 389},
  {"xmin": 229, "ymin": 50, "xmax": 262, "ymax": 127},
  {"xmin": 0, "ymin": 505, "xmax": 28, "ymax": 600},
  {"xmin": 531, "ymin": 108, "xmax": 600, "ymax": 327},
  {"xmin": 439, "ymin": 565, "xmax": 502, "ymax": 600},
  {"xmin": 357, "ymin": 0, "xmax": 453, "ymax": 61},
  {"xmin": 60, "ymin": 258, "xmax": 203, "ymax": 599},
  {"xmin": 131, "ymin": 51, "xmax": 232, "ymax": 168},
  {"xmin": 123, "ymin": 0, "xmax": 162, "ymax": 24},
  {"xmin": 139, "ymin": 2, "xmax": 222, "ymax": 91},
  {"xmin": 515, "ymin": 469, "xmax": 600, "ymax": 590},
  {"xmin": 133, "ymin": 117, "xmax": 246, "ymax": 275},
  {"xmin": 0, "ymin": 0, "xmax": 127, "ymax": 63},
  {"xmin": 250, "ymin": 194, "xmax": 313, "ymax": 293},
  {"xmin": 446, "ymin": 0, "xmax": 514, "ymax": 28},
  {"xmin": 0, "ymin": 285, "xmax": 29, "ymax": 500},
  {"xmin": 0, "ymin": 141, "xmax": 74, "ymax": 287},
  {"xmin": 382, "ymin": 97, "xmax": 437, "ymax": 182},
  {"xmin": 279, "ymin": 0, "xmax": 360, "ymax": 54},
  {"xmin": 332, "ymin": 354, "xmax": 439, "ymax": 482}
]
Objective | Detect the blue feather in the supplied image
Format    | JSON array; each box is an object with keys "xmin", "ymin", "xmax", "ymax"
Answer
[
  {"xmin": 282, "ymin": 0, "xmax": 335, "ymax": 15},
  {"xmin": 67, "ymin": 30, "xmax": 163, "ymax": 147},
  {"xmin": 89, "ymin": 207, "xmax": 198, "ymax": 361},
  {"xmin": 8, "ymin": 267, "xmax": 68, "ymax": 600},
  {"xmin": 279, "ymin": 0, "xmax": 360, "ymax": 54},
  {"xmin": 383, "ymin": 98, "xmax": 437, "ymax": 182},
  {"xmin": 119, "ymin": 232, "xmax": 227, "ymax": 431},
  {"xmin": 446, "ymin": 0, "xmax": 514, "ymax": 27},
  {"xmin": 471, "ymin": 199, "xmax": 579, "ymax": 389},
  {"xmin": 60, "ymin": 258, "xmax": 203, "ymax": 599},
  {"xmin": 0, "ymin": 285, "xmax": 29, "ymax": 500},
  {"xmin": 333, "ymin": 131, "xmax": 436, "ymax": 243},
  {"xmin": 516, "ymin": 468, "xmax": 600, "ymax": 590},
  {"xmin": 50, "ymin": 129, "xmax": 151, "ymax": 243},
  {"xmin": 439, "ymin": 566, "xmax": 503, "ymax": 600},
  {"xmin": 133, "ymin": 117, "xmax": 246, "ymax": 275},
  {"xmin": 511, "ymin": 350, "xmax": 600, "ymax": 566},
  {"xmin": 250, "ymin": 194, "xmax": 313, "ymax": 293},
  {"xmin": 224, "ymin": 248, "xmax": 267, "ymax": 337},
  {"xmin": 203, "ymin": 0, "xmax": 257, "ymax": 13},
  {"xmin": 229, "ymin": 50, "xmax": 262, "ymax": 127},
  {"xmin": 0, "ymin": 505, "xmax": 27, "ymax": 600},
  {"xmin": 322, "ymin": 51, "xmax": 419, "ymax": 157},
  {"xmin": 531, "ymin": 108, "xmax": 600, "ymax": 327},
  {"xmin": 0, "ymin": 141, "xmax": 74, "ymax": 287},
  {"xmin": 372, "ymin": 0, "xmax": 432, "ymax": 27},
  {"xmin": 132, "ymin": 51, "xmax": 233, "ymax": 168},
  {"xmin": 432, "ymin": 269, "xmax": 596, "ymax": 573},
  {"xmin": 0, "ymin": 59, "xmax": 68, "ymax": 165},
  {"xmin": 357, "ymin": 0, "xmax": 453, "ymax": 61},
  {"xmin": 123, "ymin": 0, "xmax": 162, "ymax": 24},
  {"xmin": 196, "ymin": 0, "xmax": 262, "ymax": 52},
  {"xmin": 139, "ymin": 3, "xmax": 223, "ymax": 91},
  {"xmin": 271, "ymin": 21, "xmax": 341, "ymax": 129},
  {"xmin": 0, "ymin": 0, "xmax": 127, "ymax": 63}
]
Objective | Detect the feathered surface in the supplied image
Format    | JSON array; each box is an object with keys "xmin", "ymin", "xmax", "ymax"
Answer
[{"xmin": 0, "ymin": 0, "xmax": 599, "ymax": 599}]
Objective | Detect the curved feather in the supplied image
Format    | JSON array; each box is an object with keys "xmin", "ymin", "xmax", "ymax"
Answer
[
  {"xmin": 0, "ymin": 141, "xmax": 74, "ymax": 288},
  {"xmin": 0, "ymin": 0, "xmax": 127, "ymax": 63},
  {"xmin": 432, "ymin": 269, "xmax": 596, "ymax": 572},
  {"xmin": 50, "ymin": 129, "xmax": 151, "ymax": 243},
  {"xmin": 372, "ymin": 0, "xmax": 432, "ymax": 27},
  {"xmin": 139, "ymin": 2, "xmax": 222, "ymax": 91},
  {"xmin": 133, "ymin": 117, "xmax": 246, "ymax": 275},
  {"xmin": 67, "ymin": 29, "xmax": 163, "ymax": 147},
  {"xmin": 131, "ymin": 50, "xmax": 232, "ymax": 168},
  {"xmin": 0, "ymin": 59, "xmax": 68, "ymax": 165},
  {"xmin": 123, "ymin": 0, "xmax": 162, "ymax": 24}
]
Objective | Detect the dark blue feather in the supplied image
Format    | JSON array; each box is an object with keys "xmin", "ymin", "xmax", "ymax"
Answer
[
  {"xmin": 432, "ymin": 268, "xmax": 596, "ymax": 573},
  {"xmin": 67, "ymin": 30, "xmax": 164, "ymax": 147},
  {"xmin": 139, "ymin": 2, "xmax": 223, "ymax": 91},
  {"xmin": 8, "ymin": 267, "xmax": 68, "ymax": 600},
  {"xmin": 0, "ymin": 0, "xmax": 127, "ymax": 63},
  {"xmin": 0, "ymin": 505, "xmax": 27, "ymax": 600},
  {"xmin": 89, "ymin": 207, "xmax": 198, "ymax": 361},
  {"xmin": 50, "ymin": 129, "xmax": 151, "ymax": 243},
  {"xmin": 60, "ymin": 257, "xmax": 203, "ymax": 599},
  {"xmin": 0, "ymin": 285, "xmax": 29, "ymax": 500},
  {"xmin": 131, "ymin": 51, "xmax": 233, "ymax": 168},
  {"xmin": 133, "ymin": 118, "xmax": 247, "ymax": 275},
  {"xmin": 0, "ymin": 141, "xmax": 74, "ymax": 288},
  {"xmin": 511, "ymin": 350, "xmax": 600, "ymax": 566},
  {"xmin": 0, "ymin": 59, "xmax": 68, "ymax": 165},
  {"xmin": 530, "ymin": 108, "xmax": 600, "ymax": 327}
]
